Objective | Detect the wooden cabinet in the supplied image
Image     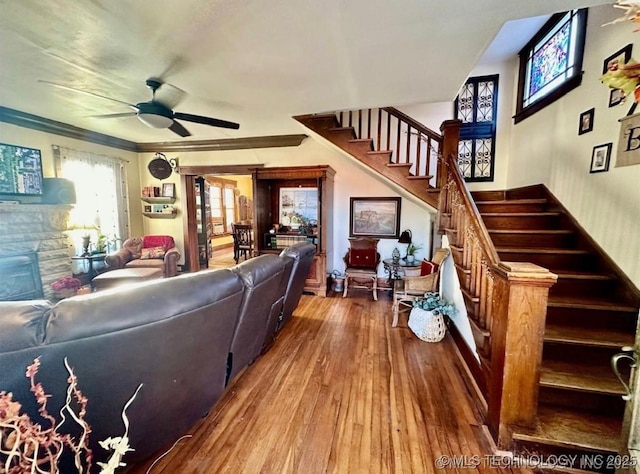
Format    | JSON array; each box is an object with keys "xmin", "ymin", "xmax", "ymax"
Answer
[{"xmin": 252, "ymin": 165, "xmax": 335, "ymax": 297}]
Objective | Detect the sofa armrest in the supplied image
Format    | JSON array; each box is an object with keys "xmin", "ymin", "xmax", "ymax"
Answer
[
  {"xmin": 163, "ymin": 247, "xmax": 181, "ymax": 277},
  {"xmin": 105, "ymin": 248, "xmax": 132, "ymax": 269}
]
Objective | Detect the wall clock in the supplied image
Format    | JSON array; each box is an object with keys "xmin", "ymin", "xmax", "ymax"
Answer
[{"xmin": 147, "ymin": 153, "xmax": 178, "ymax": 180}]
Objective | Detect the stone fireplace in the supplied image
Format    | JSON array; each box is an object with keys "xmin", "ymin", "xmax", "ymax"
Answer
[{"xmin": 0, "ymin": 203, "xmax": 73, "ymax": 300}]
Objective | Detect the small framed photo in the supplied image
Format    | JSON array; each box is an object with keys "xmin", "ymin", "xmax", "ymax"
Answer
[
  {"xmin": 151, "ymin": 204, "xmax": 164, "ymax": 213},
  {"xmin": 143, "ymin": 205, "xmax": 152, "ymax": 213},
  {"xmin": 609, "ymin": 88, "xmax": 626, "ymax": 108},
  {"xmin": 590, "ymin": 143, "xmax": 612, "ymax": 173},
  {"xmin": 603, "ymin": 44, "xmax": 632, "ymax": 74},
  {"xmin": 578, "ymin": 108, "xmax": 594, "ymax": 135},
  {"xmin": 162, "ymin": 183, "xmax": 175, "ymax": 198}
]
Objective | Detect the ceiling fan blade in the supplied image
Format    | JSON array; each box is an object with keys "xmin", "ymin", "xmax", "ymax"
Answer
[
  {"xmin": 88, "ymin": 112, "xmax": 137, "ymax": 119},
  {"xmin": 153, "ymin": 82, "xmax": 186, "ymax": 109},
  {"xmin": 169, "ymin": 120, "xmax": 191, "ymax": 137},
  {"xmin": 39, "ymin": 80, "xmax": 138, "ymax": 108},
  {"xmin": 174, "ymin": 112, "xmax": 240, "ymax": 130}
]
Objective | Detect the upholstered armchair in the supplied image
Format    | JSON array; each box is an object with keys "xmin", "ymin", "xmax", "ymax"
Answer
[
  {"xmin": 105, "ymin": 235, "xmax": 181, "ymax": 277},
  {"xmin": 342, "ymin": 237, "xmax": 380, "ymax": 301}
]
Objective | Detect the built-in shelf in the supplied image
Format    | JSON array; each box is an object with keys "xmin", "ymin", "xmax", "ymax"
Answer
[
  {"xmin": 141, "ymin": 196, "xmax": 176, "ymax": 204},
  {"xmin": 143, "ymin": 212, "xmax": 178, "ymax": 219}
]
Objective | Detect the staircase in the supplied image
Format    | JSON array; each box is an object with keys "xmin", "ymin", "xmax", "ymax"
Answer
[
  {"xmin": 294, "ymin": 109, "xmax": 443, "ymax": 209},
  {"xmin": 297, "ymin": 110, "xmax": 640, "ymax": 470},
  {"xmin": 472, "ymin": 186, "xmax": 640, "ymax": 466}
]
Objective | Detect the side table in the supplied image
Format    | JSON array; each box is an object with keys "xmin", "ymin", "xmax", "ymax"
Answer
[
  {"xmin": 382, "ymin": 258, "xmax": 421, "ymax": 284},
  {"xmin": 72, "ymin": 253, "xmax": 106, "ymax": 287}
]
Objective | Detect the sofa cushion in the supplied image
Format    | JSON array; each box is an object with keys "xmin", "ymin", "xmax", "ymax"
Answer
[
  {"xmin": 0, "ymin": 300, "xmax": 51, "ymax": 352},
  {"xmin": 125, "ymin": 258, "xmax": 164, "ymax": 269}
]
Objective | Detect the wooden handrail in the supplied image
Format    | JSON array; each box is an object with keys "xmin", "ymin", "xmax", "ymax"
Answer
[
  {"xmin": 437, "ymin": 120, "xmax": 556, "ymax": 450},
  {"xmin": 335, "ymin": 107, "xmax": 442, "ymax": 187}
]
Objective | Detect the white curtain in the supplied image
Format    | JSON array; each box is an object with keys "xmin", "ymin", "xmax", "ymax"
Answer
[{"xmin": 52, "ymin": 145, "xmax": 129, "ymax": 256}]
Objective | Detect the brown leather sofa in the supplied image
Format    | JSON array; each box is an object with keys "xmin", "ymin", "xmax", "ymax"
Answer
[
  {"xmin": 0, "ymin": 242, "xmax": 315, "ymax": 468},
  {"xmin": 105, "ymin": 235, "xmax": 181, "ymax": 277}
]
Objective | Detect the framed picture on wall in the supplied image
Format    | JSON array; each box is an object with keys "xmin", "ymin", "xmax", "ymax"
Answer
[
  {"xmin": 162, "ymin": 183, "xmax": 175, "ymax": 198},
  {"xmin": 590, "ymin": 143, "xmax": 612, "ymax": 173},
  {"xmin": 349, "ymin": 197, "xmax": 401, "ymax": 238},
  {"xmin": 603, "ymin": 44, "xmax": 633, "ymax": 74},
  {"xmin": 578, "ymin": 108, "xmax": 594, "ymax": 135}
]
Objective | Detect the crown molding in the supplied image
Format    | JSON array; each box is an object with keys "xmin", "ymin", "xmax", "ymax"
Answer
[{"xmin": 0, "ymin": 106, "xmax": 307, "ymax": 153}]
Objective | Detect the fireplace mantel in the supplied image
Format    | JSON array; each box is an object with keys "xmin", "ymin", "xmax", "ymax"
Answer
[{"xmin": 0, "ymin": 203, "xmax": 73, "ymax": 300}]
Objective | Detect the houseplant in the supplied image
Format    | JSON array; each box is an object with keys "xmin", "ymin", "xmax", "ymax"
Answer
[
  {"xmin": 409, "ymin": 292, "xmax": 456, "ymax": 342},
  {"xmin": 405, "ymin": 242, "xmax": 423, "ymax": 263}
]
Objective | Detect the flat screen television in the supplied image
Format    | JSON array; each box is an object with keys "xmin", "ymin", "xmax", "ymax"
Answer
[{"xmin": 0, "ymin": 143, "xmax": 44, "ymax": 196}]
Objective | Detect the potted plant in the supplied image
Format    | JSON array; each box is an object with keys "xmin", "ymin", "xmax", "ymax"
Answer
[
  {"xmin": 405, "ymin": 242, "xmax": 423, "ymax": 263},
  {"xmin": 408, "ymin": 291, "xmax": 456, "ymax": 342}
]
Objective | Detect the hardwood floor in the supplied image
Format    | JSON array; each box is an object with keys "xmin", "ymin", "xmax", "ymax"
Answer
[{"xmin": 128, "ymin": 288, "xmax": 531, "ymax": 474}]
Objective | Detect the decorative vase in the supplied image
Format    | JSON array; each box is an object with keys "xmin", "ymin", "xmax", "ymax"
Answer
[
  {"xmin": 408, "ymin": 307, "xmax": 446, "ymax": 342},
  {"xmin": 406, "ymin": 254, "xmax": 415, "ymax": 264},
  {"xmin": 392, "ymin": 247, "xmax": 400, "ymax": 264}
]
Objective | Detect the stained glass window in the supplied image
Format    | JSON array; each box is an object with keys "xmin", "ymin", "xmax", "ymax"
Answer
[
  {"xmin": 515, "ymin": 9, "xmax": 587, "ymax": 123},
  {"xmin": 454, "ymin": 75, "xmax": 498, "ymax": 182}
]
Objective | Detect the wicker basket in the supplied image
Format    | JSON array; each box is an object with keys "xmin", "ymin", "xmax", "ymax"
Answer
[{"xmin": 408, "ymin": 307, "xmax": 446, "ymax": 342}]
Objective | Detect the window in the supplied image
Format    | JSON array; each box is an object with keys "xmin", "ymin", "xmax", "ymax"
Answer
[
  {"xmin": 207, "ymin": 177, "xmax": 237, "ymax": 234},
  {"xmin": 514, "ymin": 9, "xmax": 587, "ymax": 123},
  {"xmin": 53, "ymin": 145, "xmax": 128, "ymax": 256},
  {"xmin": 454, "ymin": 75, "xmax": 499, "ymax": 181}
]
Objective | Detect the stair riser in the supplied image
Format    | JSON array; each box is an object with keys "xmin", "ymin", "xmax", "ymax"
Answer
[
  {"xmin": 512, "ymin": 438, "xmax": 617, "ymax": 473},
  {"xmin": 543, "ymin": 344, "xmax": 633, "ymax": 374},
  {"xmin": 481, "ymin": 214, "xmax": 564, "ymax": 230},
  {"xmin": 551, "ymin": 278, "xmax": 618, "ymax": 299},
  {"xmin": 546, "ymin": 307, "xmax": 637, "ymax": 335},
  {"xmin": 489, "ymin": 232, "xmax": 576, "ymax": 248},
  {"xmin": 539, "ymin": 387, "xmax": 625, "ymax": 418},
  {"xmin": 476, "ymin": 202, "xmax": 549, "ymax": 213},
  {"xmin": 497, "ymin": 251, "xmax": 595, "ymax": 272}
]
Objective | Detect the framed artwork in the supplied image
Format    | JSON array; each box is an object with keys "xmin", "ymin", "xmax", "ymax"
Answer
[
  {"xmin": 578, "ymin": 108, "xmax": 594, "ymax": 135},
  {"xmin": 609, "ymin": 88, "xmax": 626, "ymax": 108},
  {"xmin": 603, "ymin": 44, "xmax": 633, "ymax": 74},
  {"xmin": 143, "ymin": 205, "xmax": 152, "ymax": 213},
  {"xmin": 349, "ymin": 197, "xmax": 401, "ymax": 238},
  {"xmin": 590, "ymin": 143, "xmax": 612, "ymax": 173},
  {"xmin": 162, "ymin": 183, "xmax": 175, "ymax": 198},
  {"xmin": 279, "ymin": 187, "xmax": 318, "ymax": 229},
  {"xmin": 616, "ymin": 113, "xmax": 640, "ymax": 168}
]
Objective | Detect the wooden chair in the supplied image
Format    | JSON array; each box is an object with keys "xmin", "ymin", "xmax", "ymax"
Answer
[
  {"xmin": 232, "ymin": 223, "xmax": 254, "ymax": 264},
  {"xmin": 392, "ymin": 247, "xmax": 450, "ymax": 327},
  {"xmin": 342, "ymin": 237, "xmax": 380, "ymax": 301}
]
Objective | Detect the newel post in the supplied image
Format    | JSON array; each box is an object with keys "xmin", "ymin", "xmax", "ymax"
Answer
[{"xmin": 487, "ymin": 262, "xmax": 557, "ymax": 448}]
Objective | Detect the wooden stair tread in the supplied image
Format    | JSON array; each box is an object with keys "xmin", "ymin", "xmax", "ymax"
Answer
[
  {"xmin": 548, "ymin": 295, "xmax": 637, "ymax": 312},
  {"xmin": 386, "ymin": 162, "xmax": 411, "ymax": 168},
  {"xmin": 545, "ymin": 322, "xmax": 634, "ymax": 348},
  {"xmin": 406, "ymin": 175, "xmax": 433, "ymax": 180},
  {"xmin": 554, "ymin": 270, "xmax": 615, "ymax": 281},
  {"xmin": 348, "ymin": 138, "xmax": 374, "ymax": 144},
  {"xmin": 367, "ymin": 150, "xmax": 392, "ymax": 156},
  {"xmin": 514, "ymin": 405, "xmax": 621, "ymax": 454},
  {"xmin": 488, "ymin": 229, "xmax": 573, "ymax": 234},
  {"xmin": 496, "ymin": 247, "xmax": 589, "ymax": 254},
  {"xmin": 328, "ymin": 126, "xmax": 354, "ymax": 132},
  {"xmin": 476, "ymin": 198, "xmax": 548, "ymax": 205},
  {"xmin": 541, "ymin": 359, "xmax": 626, "ymax": 395},
  {"xmin": 481, "ymin": 211, "xmax": 561, "ymax": 217}
]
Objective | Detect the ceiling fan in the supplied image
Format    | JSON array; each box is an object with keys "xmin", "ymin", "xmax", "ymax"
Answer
[{"xmin": 40, "ymin": 78, "xmax": 239, "ymax": 137}]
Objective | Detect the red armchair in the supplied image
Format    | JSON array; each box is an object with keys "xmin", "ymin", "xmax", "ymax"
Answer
[{"xmin": 105, "ymin": 235, "xmax": 181, "ymax": 277}]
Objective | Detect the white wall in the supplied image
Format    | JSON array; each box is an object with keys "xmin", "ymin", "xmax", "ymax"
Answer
[
  {"xmin": 139, "ymin": 138, "xmax": 436, "ymax": 274},
  {"xmin": 506, "ymin": 5, "xmax": 640, "ymax": 287},
  {"xmin": 0, "ymin": 123, "xmax": 143, "ymax": 237}
]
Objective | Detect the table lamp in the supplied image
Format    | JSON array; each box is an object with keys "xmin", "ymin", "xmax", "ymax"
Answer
[
  {"xmin": 398, "ymin": 229, "xmax": 412, "ymax": 259},
  {"xmin": 67, "ymin": 212, "xmax": 99, "ymax": 256}
]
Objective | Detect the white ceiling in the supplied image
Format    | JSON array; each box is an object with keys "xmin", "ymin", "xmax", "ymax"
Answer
[{"xmin": 0, "ymin": 0, "xmax": 607, "ymax": 143}]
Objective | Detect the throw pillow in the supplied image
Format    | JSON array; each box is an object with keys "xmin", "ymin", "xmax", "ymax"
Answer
[
  {"xmin": 348, "ymin": 248, "xmax": 377, "ymax": 268},
  {"xmin": 140, "ymin": 246, "xmax": 166, "ymax": 260},
  {"xmin": 420, "ymin": 259, "xmax": 439, "ymax": 276}
]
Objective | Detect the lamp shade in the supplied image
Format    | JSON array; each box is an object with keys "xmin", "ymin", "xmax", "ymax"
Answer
[{"xmin": 398, "ymin": 229, "xmax": 412, "ymax": 244}]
